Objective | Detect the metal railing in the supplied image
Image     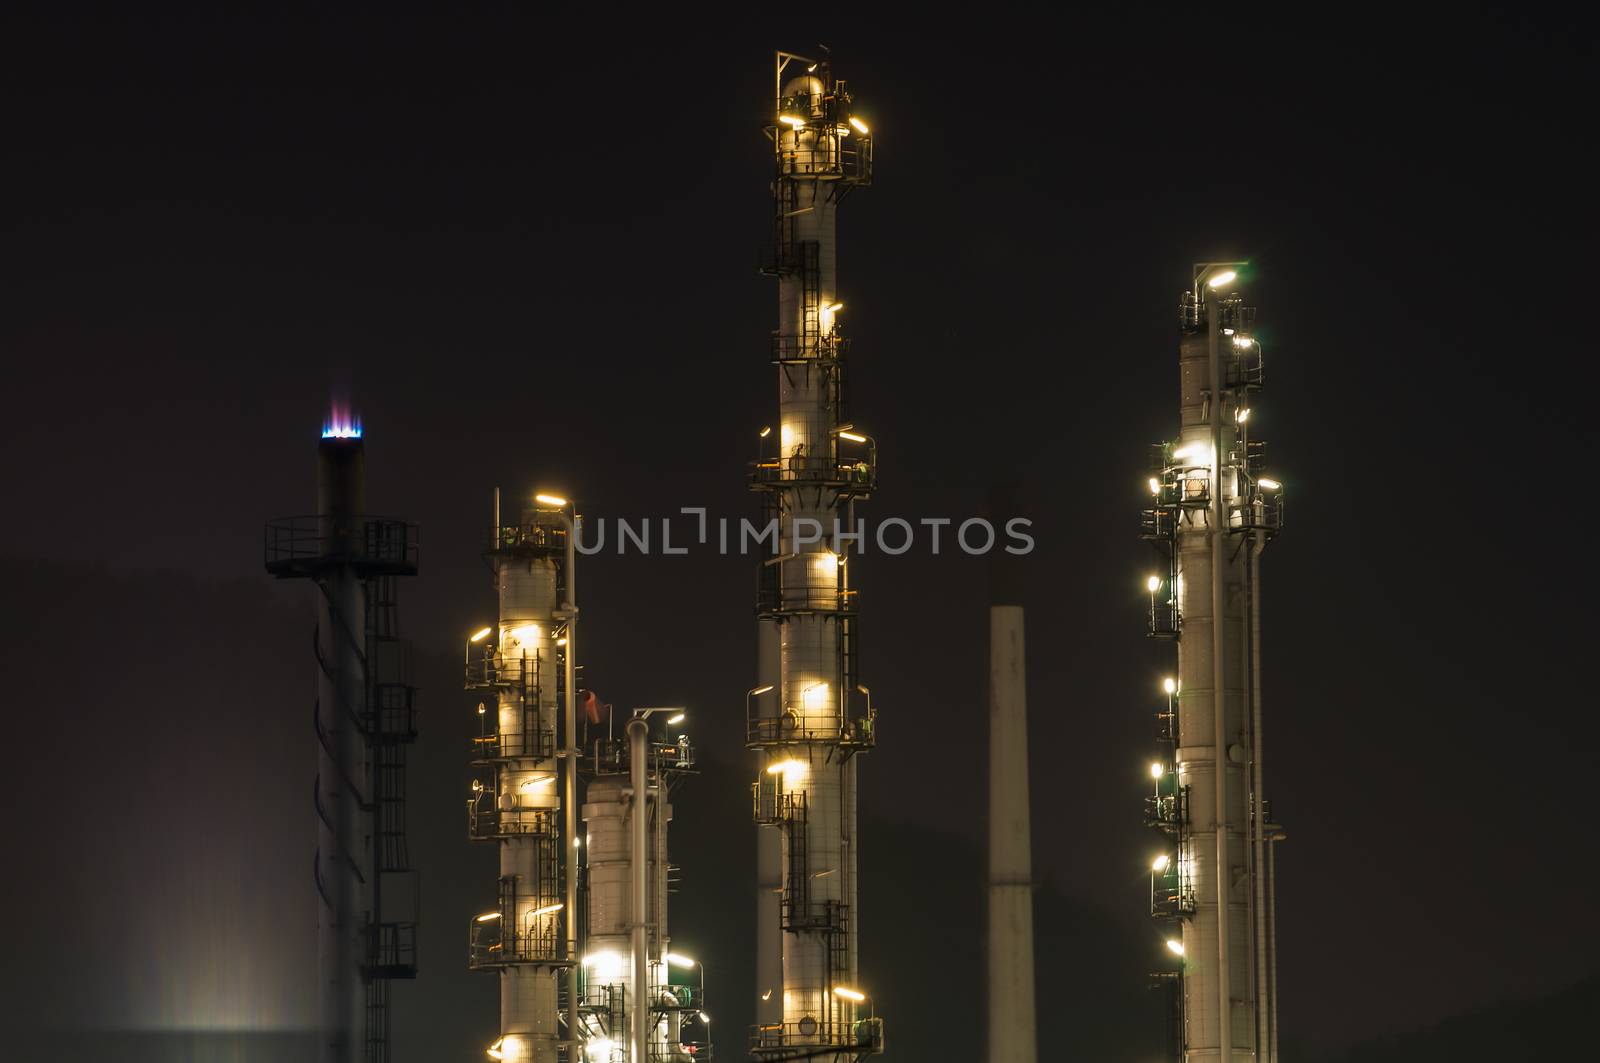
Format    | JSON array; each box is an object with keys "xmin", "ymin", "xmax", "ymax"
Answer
[
  {"xmin": 466, "ymin": 795, "xmax": 560, "ymax": 841},
  {"xmin": 770, "ymin": 333, "xmax": 849, "ymax": 364},
  {"xmin": 757, "ymin": 565, "xmax": 856, "ymax": 616},
  {"xmin": 488, "ymin": 521, "xmax": 569, "ymax": 556},
  {"xmin": 467, "ymin": 917, "xmax": 563, "ymax": 969},
  {"xmin": 364, "ymin": 920, "xmax": 418, "ymax": 978},
  {"xmin": 469, "ymin": 729, "xmax": 556, "ymax": 762},
  {"xmin": 747, "ymin": 711, "xmax": 874, "ymax": 750},
  {"xmin": 750, "ymin": 1017, "xmax": 882, "ymax": 1054},
  {"xmin": 748, "ymin": 454, "xmax": 875, "ymax": 491},
  {"xmin": 264, "ymin": 515, "xmax": 418, "ymax": 575}
]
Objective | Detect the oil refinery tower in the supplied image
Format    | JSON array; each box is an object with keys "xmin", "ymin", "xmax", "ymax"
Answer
[
  {"xmin": 1142, "ymin": 266, "xmax": 1285, "ymax": 1062},
  {"xmin": 265, "ymin": 412, "xmax": 421, "ymax": 1063},
  {"xmin": 747, "ymin": 50, "xmax": 884, "ymax": 1062},
  {"xmin": 465, "ymin": 491, "xmax": 581, "ymax": 1063}
]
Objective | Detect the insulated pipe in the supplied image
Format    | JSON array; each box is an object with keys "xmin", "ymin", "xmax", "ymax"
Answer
[
  {"xmin": 560, "ymin": 513, "xmax": 580, "ymax": 1050},
  {"xmin": 1207, "ymin": 291, "xmax": 1233, "ymax": 1063},
  {"xmin": 755, "ymin": 627, "xmax": 783, "ymax": 1028},
  {"xmin": 1248, "ymin": 538, "xmax": 1269, "ymax": 1061},
  {"xmin": 629, "ymin": 717, "xmax": 649, "ymax": 1063},
  {"xmin": 987, "ymin": 606, "xmax": 1037, "ymax": 1063}
]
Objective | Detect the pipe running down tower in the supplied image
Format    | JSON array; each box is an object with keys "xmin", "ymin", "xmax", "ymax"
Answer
[
  {"xmin": 579, "ymin": 709, "xmax": 708, "ymax": 1063},
  {"xmin": 987, "ymin": 606, "xmax": 1038, "ymax": 1063},
  {"xmin": 747, "ymin": 50, "xmax": 883, "ymax": 1062},
  {"xmin": 466, "ymin": 492, "xmax": 581, "ymax": 1063},
  {"xmin": 265, "ymin": 412, "xmax": 421, "ymax": 1063},
  {"xmin": 1141, "ymin": 266, "xmax": 1285, "ymax": 1062}
]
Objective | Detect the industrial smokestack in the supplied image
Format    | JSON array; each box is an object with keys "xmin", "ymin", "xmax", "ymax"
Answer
[
  {"xmin": 265, "ymin": 409, "xmax": 420, "ymax": 1063},
  {"xmin": 987, "ymin": 606, "xmax": 1038, "ymax": 1063}
]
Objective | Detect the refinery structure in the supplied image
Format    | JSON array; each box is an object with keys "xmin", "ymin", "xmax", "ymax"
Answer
[
  {"xmin": 1143, "ymin": 266, "xmax": 1285, "ymax": 1061},
  {"xmin": 464, "ymin": 491, "xmax": 709, "ymax": 1063},
  {"xmin": 746, "ymin": 50, "xmax": 882, "ymax": 1063},
  {"xmin": 260, "ymin": 50, "xmax": 1294, "ymax": 1063}
]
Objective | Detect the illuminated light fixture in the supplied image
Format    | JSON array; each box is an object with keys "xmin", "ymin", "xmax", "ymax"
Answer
[
  {"xmin": 519, "ymin": 776, "xmax": 555, "ymax": 792},
  {"xmin": 698, "ymin": 1011, "xmax": 711, "ymax": 1023},
  {"xmin": 476, "ymin": 911, "xmax": 502, "ymax": 922},
  {"xmin": 759, "ymin": 425, "xmax": 772, "ymax": 438},
  {"xmin": 806, "ymin": 62, "xmax": 818, "ymax": 72},
  {"xmin": 487, "ymin": 1038, "xmax": 505, "ymax": 1060},
  {"xmin": 761, "ymin": 989, "xmax": 773, "ymax": 1001},
  {"xmin": 1163, "ymin": 677, "xmax": 1178, "ymax": 695},
  {"xmin": 767, "ymin": 758, "xmax": 805, "ymax": 777},
  {"xmin": 1149, "ymin": 762, "xmax": 1164, "ymax": 780},
  {"xmin": 664, "ymin": 952, "xmax": 697, "ymax": 968},
  {"xmin": 849, "ymin": 115, "xmax": 869, "ymax": 134},
  {"xmin": 751, "ymin": 684, "xmax": 774, "ymax": 696},
  {"xmin": 1151, "ymin": 853, "xmax": 1171, "ymax": 872},
  {"xmin": 1146, "ymin": 575, "xmax": 1162, "ymax": 593},
  {"xmin": 823, "ymin": 301, "xmax": 844, "ymax": 313},
  {"xmin": 470, "ymin": 626, "xmax": 493, "ymax": 643},
  {"xmin": 1206, "ymin": 269, "xmax": 1237, "ymax": 289},
  {"xmin": 1223, "ymin": 328, "xmax": 1235, "ymax": 336},
  {"xmin": 535, "ymin": 493, "xmax": 568, "ymax": 508},
  {"xmin": 1233, "ymin": 334, "xmax": 1254, "ymax": 349},
  {"xmin": 508, "ymin": 624, "xmax": 540, "ymax": 644},
  {"xmin": 1148, "ymin": 477, "xmax": 1161, "ymax": 495},
  {"xmin": 529, "ymin": 902, "xmax": 564, "ymax": 918},
  {"xmin": 556, "ymin": 636, "xmax": 568, "ymax": 646},
  {"xmin": 838, "ymin": 430, "xmax": 867, "ymax": 443},
  {"xmin": 666, "ymin": 712, "xmax": 686, "ymax": 726},
  {"xmin": 1235, "ymin": 408, "xmax": 1251, "ymax": 424},
  {"xmin": 833, "ymin": 986, "xmax": 867, "ymax": 1002},
  {"xmin": 778, "ymin": 114, "xmax": 806, "ymax": 128},
  {"xmin": 1166, "ymin": 938, "xmax": 1185, "ymax": 956},
  {"xmin": 1171, "ymin": 443, "xmax": 1196, "ymax": 461},
  {"xmin": 1258, "ymin": 477, "xmax": 1282, "ymax": 491}
]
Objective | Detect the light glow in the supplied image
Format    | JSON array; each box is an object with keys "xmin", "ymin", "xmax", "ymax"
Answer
[
  {"xmin": 476, "ymin": 911, "xmax": 501, "ymax": 922},
  {"xmin": 1166, "ymin": 938, "xmax": 1185, "ymax": 956},
  {"xmin": 666, "ymin": 712, "xmax": 686, "ymax": 726},
  {"xmin": 664, "ymin": 952, "xmax": 697, "ymax": 968},
  {"xmin": 322, "ymin": 401, "xmax": 362, "ymax": 439},
  {"xmin": 848, "ymin": 116, "xmax": 869, "ymax": 134},
  {"xmin": 759, "ymin": 425, "xmax": 772, "ymax": 438},
  {"xmin": 1146, "ymin": 575, "xmax": 1162, "ymax": 593},
  {"xmin": 508, "ymin": 624, "xmax": 540, "ymax": 646},
  {"xmin": 837, "ymin": 430, "xmax": 867, "ymax": 443},
  {"xmin": 778, "ymin": 114, "xmax": 806, "ymax": 128},
  {"xmin": 535, "ymin": 493, "xmax": 568, "ymax": 508},
  {"xmin": 1148, "ymin": 477, "xmax": 1161, "ymax": 495},
  {"xmin": 470, "ymin": 626, "xmax": 493, "ymax": 643},
  {"xmin": 587, "ymin": 1038, "xmax": 614, "ymax": 1061},
  {"xmin": 750, "ymin": 684, "xmax": 774, "ymax": 696},
  {"xmin": 1258, "ymin": 477, "xmax": 1282, "ymax": 490},
  {"xmin": 1152, "ymin": 854, "xmax": 1171, "ymax": 872},
  {"xmin": 1149, "ymin": 762, "xmax": 1164, "ymax": 780},
  {"xmin": 1233, "ymin": 334, "xmax": 1254, "ymax": 349},
  {"xmin": 529, "ymin": 903, "xmax": 564, "ymax": 918},
  {"xmin": 1163, "ymin": 677, "xmax": 1178, "ymax": 695},
  {"xmin": 833, "ymin": 985, "xmax": 866, "ymax": 1002},
  {"xmin": 1206, "ymin": 269, "xmax": 1237, "ymax": 289},
  {"xmin": 1235, "ymin": 408, "xmax": 1251, "ymax": 424}
]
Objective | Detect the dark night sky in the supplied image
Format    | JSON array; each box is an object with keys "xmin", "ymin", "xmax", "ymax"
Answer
[{"xmin": 3, "ymin": 5, "xmax": 1596, "ymax": 1061}]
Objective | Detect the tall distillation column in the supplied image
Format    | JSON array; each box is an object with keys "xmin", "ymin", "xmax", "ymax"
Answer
[
  {"xmin": 467, "ymin": 493, "xmax": 580, "ymax": 1063},
  {"xmin": 1142, "ymin": 267, "xmax": 1285, "ymax": 1062},
  {"xmin": 265, "ymin": 411, "xmax": 421, "ymax": 1063},
  {"xmin": 579, "ymin": 712, "xmax": 708, "ymax": 1062},
  {"xmin": 747, "ymin": 50, "xmax": 882, "ymax": 1062}
]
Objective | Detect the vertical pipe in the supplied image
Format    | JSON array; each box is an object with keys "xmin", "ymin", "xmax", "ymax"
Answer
[
  {"xmin": 756, "ymin": 624, "xmax": 783, "ymax": 1028},
  {"xmin": 1206, "ymin": 297, "xmax": 1233, "ymax": 1063},
  {"xmin": 564, "ymin": 526, "xmax": 580, "ymax": 1052},
  {"xmin": 628, "ymin": 717, "xmax": 649, "ymax": 1063},
  {"xmin": 1249, "ymin": 539, "xmax": 1269, "ymax": 1060},
  {"xmin": 987, "ymin": 606, "xmax": 1037, "ymax": 1063}
]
